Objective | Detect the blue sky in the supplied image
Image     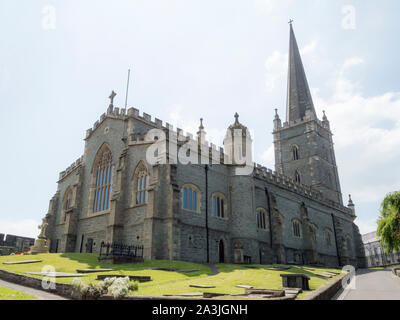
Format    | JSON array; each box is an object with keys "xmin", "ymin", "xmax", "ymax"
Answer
[{"xmin": 1, "ymin": 0, "xmax": 399, "ymax": 237}]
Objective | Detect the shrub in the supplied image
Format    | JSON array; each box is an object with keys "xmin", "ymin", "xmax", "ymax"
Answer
[{"xmin": 72, "ymin": 277, "xmax": 139, "ymax": 300}]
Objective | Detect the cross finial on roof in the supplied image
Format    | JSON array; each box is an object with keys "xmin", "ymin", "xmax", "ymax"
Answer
[
  {"xmin": 234, "ymin": 112, "xmax": 239, "ymax": 124},
  {"xmin": 109, "ymin": 90, "xmax": 116, "ymax": 106},
  {"xmin": 288, "ymin": 19, "xmax": 294, "ymax": 25}
]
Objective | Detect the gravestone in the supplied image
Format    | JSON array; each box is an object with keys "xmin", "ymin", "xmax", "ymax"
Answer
[{"xmin": 280, "ymin": 274, "xmax": 310, "ymax": 290}]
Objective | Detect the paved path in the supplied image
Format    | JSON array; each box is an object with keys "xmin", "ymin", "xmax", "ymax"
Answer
[
  {"xmin": 0, "ymin": 279, "xmax": 67, "ymax": 300},
  {"xmin": 335, "ymin": 269, "xmax": 400, "ymax": 300},
  {"xmin": 205, "ymin": 264, "xmax": 220, "ymax": 276}
]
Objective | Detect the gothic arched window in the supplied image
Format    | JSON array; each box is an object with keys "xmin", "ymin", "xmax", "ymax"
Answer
[
  {"xmin": 133, "ymin": 161, "xmax": 149, "ymax": 205},
  {"xmin": 256, "ymin": 208, "xmax": 268, "ymax": 230},
  {"xmin": 294, "ymin": 171, "xmax": 301, "ymax": 184},
  {"xmin": 292, "ymin": 145, "xmax": 299, "ymax": 160},
  {"xmin": 182, "ymin": 184, "xmax": 200, "ymax": 213},
  {"xmin": 212, "ymin": 193, "xmax": 227, "ymax": 218},
  {"xmin": 293, "ymin": 219, "xmax": 301, "ymax": 238},
  {"xmin": 62, "ymin": 187, "xmax": 73, "ymax": 222},
  {"xmin": 93, "ymin": 145, "xmax": 113, "ymax": 213}
]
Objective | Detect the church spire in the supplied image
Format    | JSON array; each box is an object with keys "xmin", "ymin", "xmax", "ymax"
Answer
[{"xmin": 286, "ymin": 22, "xmax": 316, "ymax": 122}]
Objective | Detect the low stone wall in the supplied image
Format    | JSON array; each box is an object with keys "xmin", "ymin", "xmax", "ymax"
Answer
[
  {"xmin": 302, "ymin": 273, "xmax": 347, "ymax": 300},
  {"xmin": 0, "ymin": 269, "xmax": 74, "ymax": 299}
]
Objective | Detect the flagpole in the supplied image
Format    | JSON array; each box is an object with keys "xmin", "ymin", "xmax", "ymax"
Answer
[{"xmin": 122, "ymin": 68, "xmax": 131, "ymax": 143}]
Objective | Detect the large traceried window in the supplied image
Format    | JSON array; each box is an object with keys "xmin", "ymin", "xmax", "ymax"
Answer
[
  {"xmin": 93, "ymin": 146, "xmax": 113, "ymax": 213},
  {"xmin": 256, "ymin": 208, "xmax": 268, "ymax": 230},
  {"xmin": 134, "ymin": 161, "xmax": 149, "ymax": 205},
  {"xmin": 182, "ymin": 184, "xmax": 200, "ymax": 212},
  {"xmin": 212, "ymin": 193, "xmax": 226, "ymax": 218}
]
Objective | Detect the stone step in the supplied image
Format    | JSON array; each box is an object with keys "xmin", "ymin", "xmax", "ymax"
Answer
[
  {"xmin": 3, "ymin": 260, "xmax": 42, "ymax": 265},
  {"xmin": 189, "ymin": 284, "xmax": 216, "ymax": 289},
  {"xmin": 76, "ymin": 268, "xmax": 114, "ymax": 273}
]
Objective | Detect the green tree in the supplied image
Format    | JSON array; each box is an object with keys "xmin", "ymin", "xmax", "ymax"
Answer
[{"xmin": 377, "ymin": 192, "xmax": 400, "ymax": 253}]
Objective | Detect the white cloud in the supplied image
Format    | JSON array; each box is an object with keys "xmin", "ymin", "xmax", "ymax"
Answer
[
  {"xmin": 264, "ymin": 51, "xmax": 287, "ymax": 92},
  {"xmin": 261, "ymin": 145, "xmax": 275, "ymax": 168},
  {"xmin": 356, "ymin": 217, "xmax": 378, "ymax": 235},
  {"xmin": 167, "ymin": 104, "xmax": 227, "ymax": 146},
  {"xmin": 0, "ymin": 219, "xmax": 39, "ymax": 239},
  {"xmin": 264, "ymin": 39, "xmax": 318, "ymax": 92},
  {"xmin": 313, "ymin": 58, "xmax": 400, "ymax": 176},
  {"xmin": 311, "ymin": 57, "xmax": 400, "ymax": 232},
  {"xmin": 254, "ymin": 0, "xmax": 293, "ymax": 14}
]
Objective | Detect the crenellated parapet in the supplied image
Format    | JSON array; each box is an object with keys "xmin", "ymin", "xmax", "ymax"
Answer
[
  {"xmin": 279, "ymin": 115, "xmax": 331, "ymax": 132},
  {"xmin": 58, "ymin": 156, "xmax": 84, "ymax": 181},
  {"xmin": 253, "ymin": 163, "xmax": 352, "ymax": 215}
]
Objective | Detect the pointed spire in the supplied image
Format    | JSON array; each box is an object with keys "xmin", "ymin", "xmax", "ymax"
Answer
[
  {"xmin": 322, "ymin": 110, "xmax": 327, "ymax": 121},
  {"xmin": 348, "ymin": 194, "xmax": 354, "ymax": 207},
  {"xmin": 273, "ymin": 108, "xmax": 282, "ymax": 131},
  {"xmin": 286, "ymin": 23, "xmax": 316, "ymax": 122},
  {"xmin": 197, "ymin": 118, "xmax": 206, "ymax": 140}
]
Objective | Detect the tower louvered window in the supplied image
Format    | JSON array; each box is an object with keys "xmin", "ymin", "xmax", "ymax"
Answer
[{"xmin": 93, "ymin": 149, "xmax": 112, "ymax": 212}]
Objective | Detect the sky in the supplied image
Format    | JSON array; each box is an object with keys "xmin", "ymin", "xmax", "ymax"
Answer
[{"xmin": 0, "ymin": 0, "xmax": 399, "ymax": 238}]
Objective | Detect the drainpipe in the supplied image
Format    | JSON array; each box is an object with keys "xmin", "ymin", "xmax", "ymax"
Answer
[
  {"xmin": 205, "ymin": 165, "xmax": 209, "ymax": 263},
  {"xmin": 265, "ymin": 188, "xmax": 273, "ymax": 248},
  {"xmin": 331, "ymin": 213, "xmax": 341, "ymax": 267}
]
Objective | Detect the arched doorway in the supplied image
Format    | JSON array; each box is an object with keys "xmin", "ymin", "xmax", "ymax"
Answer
[{"xmin": 219, "ymin": 239, "xmax": 225, "ymax": 263}]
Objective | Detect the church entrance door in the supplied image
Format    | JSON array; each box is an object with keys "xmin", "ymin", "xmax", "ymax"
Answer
[{"xmin": 219, "ymin": 240, "xmax": 225, "ymax": 263}]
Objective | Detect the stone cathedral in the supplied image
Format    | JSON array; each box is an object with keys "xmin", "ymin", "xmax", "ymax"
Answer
[{"xmin": 42, "ymin": 24, "xmax": 366, "ymax": 267}]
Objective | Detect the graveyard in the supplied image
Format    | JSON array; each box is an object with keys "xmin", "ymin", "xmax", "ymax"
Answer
[{"xmin": 0, "ymin": 253, "xmax": 343, "ymax": 300}]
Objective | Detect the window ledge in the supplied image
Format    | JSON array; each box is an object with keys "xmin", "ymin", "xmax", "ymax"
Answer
[
  {"xmin": 212, "ymin": 216, "xmax": 228, "ymax": 221},
  {"xmin": 129, "ymin": 203, "xmax": 148, "ymax": 209},
  {"xmin": 182, "ymin": 208, "xmax": 200, "ymax": 214},
  {"xmin": 81, "ymin": 210, "xmax": 111, "ymax": 220}
]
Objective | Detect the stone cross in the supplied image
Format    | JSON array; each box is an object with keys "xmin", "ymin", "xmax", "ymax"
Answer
[
  {"xmin": 234, "ymin": 112, "xmax": 239, "ymax": 124},
  {"xmin": 109, "ymin": 90, "xmax": 116, "ymax": 106}
]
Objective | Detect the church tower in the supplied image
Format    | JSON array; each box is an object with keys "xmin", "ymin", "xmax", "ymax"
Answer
[{"xmin": 273, "ymin": 23, "xmax": 343, "ymax": 205}]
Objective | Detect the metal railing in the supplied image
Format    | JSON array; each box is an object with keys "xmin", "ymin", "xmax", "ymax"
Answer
[{"xmin": 99, "ymin": 243, "xmax": 144, "ymax": 258}]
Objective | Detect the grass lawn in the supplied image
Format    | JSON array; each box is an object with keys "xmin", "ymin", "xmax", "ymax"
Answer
[
  {"xmin": 0, "ymin": 253, "xmax": 343, "ymax": 299},
  {"xmin": 0, "ymin": 286, "xmax": 38, "ymax": 300}
]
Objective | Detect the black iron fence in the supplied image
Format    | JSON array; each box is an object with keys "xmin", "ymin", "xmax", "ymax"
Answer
[{"xmin": 99, "ymin": 243, "xmax": 144, "ymax": 258}]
